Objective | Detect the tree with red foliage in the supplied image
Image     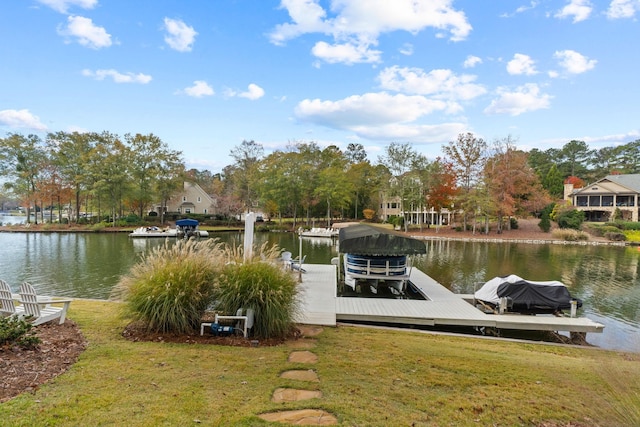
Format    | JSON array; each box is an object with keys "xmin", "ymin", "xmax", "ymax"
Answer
[
  {"xmin": 564, "ymin": 175, "xmax": 585, "ymax": 188},
  {"xmin": 426, "ymin": 158, "xmax": 458, "ymax": 231}
]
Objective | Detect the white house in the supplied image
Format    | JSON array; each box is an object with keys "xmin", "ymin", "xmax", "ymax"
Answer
[{"xmin": 158, "ymin": 182, "xmax": 217, "ymax": 215}]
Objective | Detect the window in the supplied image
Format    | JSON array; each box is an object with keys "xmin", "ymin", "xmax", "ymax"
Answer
[
  {"xmin": 617, "ymin": 196, "xmax": 631, "ymax": 207},
  {"xmin": 602, "ymin": 196, "xmax": 613, "ymax": 207},
  {"xmin": 589, "ymin": 195, "xmax": 601, "ymax": 207},
  {"xmin": 185, "ymin": 208, "xmax": 191, "ymax": 214},
  {"xmin": 197, "ymin": 197, "xmax": 201, "ymax": 203},
  {"xmin": 182, "ymin": 196, "xmax": 186, "ymax": 202},
  {"xmin": 576, "ymin": 196, "xmax": 588, "ymax": 207}
]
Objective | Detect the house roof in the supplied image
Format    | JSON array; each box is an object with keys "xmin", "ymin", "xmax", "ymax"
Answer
[{"xmin": 593, "ymin": 174, "xmax": 640, "ymax": 193}]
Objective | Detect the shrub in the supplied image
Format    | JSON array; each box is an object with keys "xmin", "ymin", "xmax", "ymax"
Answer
[
  {"xmin": 363, "ymin": 209, "xmax": 375, "ymax": 220},
  {"xmin": 538, "ymin": 216, "xmax": 551, "ymax": 232},
  {"xmin": 509, "ymin": 217, "xmax": 519, "ymax": 230},
  {"xmin": 89, "ymin": 222, "xmax": 108, "ymax": 231},
  {"xmin": 618, "ymin": 221, "xmax": 640, "ymax": 231},
  {"xmin": 114, "ymin": 239, "xmax": 227, "ymax": 333},
  {"xmin": 0, "ymin": 316, "xmax": 40, "ymax": 349},
  {"xmin": 215, "ymin": 247, "xmax": 298, "ymax": 339},
  {"xmin": 556, "ymin": 209, "xmax": 585, "ymax": 230},
  {"xmin": 604, "ymin": 232, "xmax": 626, "ymax": 241},
  {"xmin": 551, "ymin": 229, "xmax": 589, "ymax": 241},
  {"xmin": 624, "ymin": 230, "xmax": 640, "ymax": 242},
  {"xmin": 603, "ymin": 222, "xmax": 623, "ymax": 230}
]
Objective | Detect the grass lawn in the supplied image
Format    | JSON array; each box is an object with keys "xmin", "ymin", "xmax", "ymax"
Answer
[{"xmin": 1, "ymin": 300, "xmax": 639, "ymax": 426}]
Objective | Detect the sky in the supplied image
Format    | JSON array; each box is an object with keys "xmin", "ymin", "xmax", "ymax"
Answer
[{"xmin": 1, "ymin": 0, "xmax": 639, "ymax": 173}]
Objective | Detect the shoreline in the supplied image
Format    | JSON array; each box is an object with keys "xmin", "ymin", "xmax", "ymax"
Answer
[{"xmin": 1, "ymin": 220, "xmax": 636, "ymax": 246}]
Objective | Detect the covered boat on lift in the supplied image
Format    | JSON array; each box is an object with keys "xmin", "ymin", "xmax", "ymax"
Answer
[
  {"xmin": 474, "ymin": 274, "xmax": 583, "ymax": 314},
  {"xmin": 338, "ymin": 224, "xmax": 426, "ymax": 297},
  {"xmin": 175, "ymin": 219, "xmax": 209, "ymax": 239}
]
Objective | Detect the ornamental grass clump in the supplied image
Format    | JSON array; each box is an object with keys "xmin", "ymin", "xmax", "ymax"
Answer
[
  {"xmin": 215, "ymin": 243, "xmax": 299, "ymax": 339},
  {"xmin": 113, "ymin": 238, "xmax": 227, "ymax": 334},
  {"xmin": 551, "ymin": 228, "xmax": 589, "ymax": 241}
]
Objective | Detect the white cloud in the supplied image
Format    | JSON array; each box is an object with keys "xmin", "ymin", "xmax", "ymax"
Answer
[
  {"xmin": 484, "ymin": 83, "xmax": 552, "ymax": 116},
  {"xmin": 182, "ymin": 81, "xmax": 214, "ymax": 97},
  {"xmin": 463, "ymin": 55, "xmax": 482, "ymax": 68},
  {"xmin": 311, "ymin": 41, "xmax": 381, "ymax": 64},
  {"xmin": 37, "ymin": 0, "xmax": 97, "ymax": 14},
  {"xmin": 57, "ymin": 15, "xmax": 112, "ymax": 49},
  {"xmin": 399, "ymin": 43, "xmax": 414, "ymax": 56},
  {"xmin": 607, "ymin": 0, "xmax": 640, "ymax": 18},
  {"xmin": 506, "ymin": 53, "xmax": 537, "ymax": 75},
  {"xmin": 554, "ymin": 49, "xmax": 597, "ymax": 74},
  {"xmin": 269, "ymin": 0, "xmax": 471, "ymax": 65},
  {"xmin": 82, "ymin": 69, "xmax": 152, "ymax": 84},
  {"xmin": 239, "ymin": 84, "xmax": 265, "ymax": 100},
  {"xmin": 555, "ymin": 0, "xmax": 593, "ymax": 23},
  {"xmin": 378, "ymin": 66, "xmax": 486, "ymax": 105},
  {"xmin": 500, "ymin": 1, "xmax": 539, "ymax": 18},
  {"xmin": 295, "ymin": 92, "xmax": 467, "ymax": 142},
  {"xmin": 0, "ymin": 109, "xmax": 48, "ymax": 131},
  {"xmin": 163, "ymin": 18, "xmax": 197, "ymax": 52}
]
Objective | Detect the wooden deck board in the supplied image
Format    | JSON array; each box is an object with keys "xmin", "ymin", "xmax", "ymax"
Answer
[{"xmin": 296, "ymin": 264, "xmax": 605, "ymax": 334}]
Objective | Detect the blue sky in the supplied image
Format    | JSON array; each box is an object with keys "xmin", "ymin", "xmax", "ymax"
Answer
[{"xmin": 1, "ymin": 0, "xmax": 639, "ymax": 172}]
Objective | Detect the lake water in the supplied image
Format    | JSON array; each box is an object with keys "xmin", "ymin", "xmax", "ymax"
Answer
[{"xmin": 0, "ymin": 227, "xmax": 638, "ymax": 353}]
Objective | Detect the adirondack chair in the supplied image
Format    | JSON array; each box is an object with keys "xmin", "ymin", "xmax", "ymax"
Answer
[
  {"xmin": 0, "ymin": 279, "xmax": 20, "ymax": 317},
  {"xmin": 290, "ymin": 255, "xmax": 306, "ymax": 273},
  {"xmin": 18, "ymin": 282, "xmax": 72, "ymax": 325}
]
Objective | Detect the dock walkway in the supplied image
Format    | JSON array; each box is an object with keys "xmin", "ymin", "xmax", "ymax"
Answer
[{"xmin": 295, "ymin": 264, "xmax": 604, "ymax": 335}]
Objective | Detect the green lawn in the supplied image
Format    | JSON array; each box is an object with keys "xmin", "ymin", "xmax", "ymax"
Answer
[{"xmin": 1, "ymin": 300, "xmax": 639, "ymax": 426}]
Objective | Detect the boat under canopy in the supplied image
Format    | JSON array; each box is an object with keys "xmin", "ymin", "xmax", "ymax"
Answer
[
  {"xmin": 175, "ymin": 219, "xmax": 209, "ymax": 238},
  {"xmin": 338, "ymin": 224, "xmax": 427, "ymax": 256},
  {"xmin": 338, "ymin": 224, "xmax": 427, "ymax": 298}
]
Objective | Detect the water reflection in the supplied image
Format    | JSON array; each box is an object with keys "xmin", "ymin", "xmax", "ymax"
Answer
[
  {"xmin": 0, "ymin": 231, "xmax": 638, "ymax": 352},
  {"xmin": 414, "ymin": 240, "xmax": 640, "ymax": 352}
]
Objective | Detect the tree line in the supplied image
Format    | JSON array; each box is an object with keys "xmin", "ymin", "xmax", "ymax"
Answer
[{"xmin": 1, "ymin": 131, "xmax": 638, "ymax": 228}]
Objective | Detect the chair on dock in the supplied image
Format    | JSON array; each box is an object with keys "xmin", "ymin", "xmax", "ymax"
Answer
[
  {"xmin": 18, "ymin": 282, "xmax": 72, "ymax": 325},
  {"xmin": 0, "ymin": 279, "xmax": 19, "ymax": 317},
  {"xmin": 291, "ymin": 255, "xmax": 306, "ymax": 273},
  {"xmin": 281, "ymin": 251, "xmax": 292, "ymax": 270}
]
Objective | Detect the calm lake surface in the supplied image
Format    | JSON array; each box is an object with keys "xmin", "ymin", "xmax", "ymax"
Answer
[{"xmin": 0, "ymin": 227, "xmax": 638, "ymax": 353}]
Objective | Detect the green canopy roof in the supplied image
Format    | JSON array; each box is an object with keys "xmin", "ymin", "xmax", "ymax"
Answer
[{"xmin": 338, "ymin": 224, "xmax": 427, "ymax": 256}]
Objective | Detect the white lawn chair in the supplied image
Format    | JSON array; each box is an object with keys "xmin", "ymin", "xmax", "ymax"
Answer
[
  {"xmin": 291, "ymin": 255, "xmax": 306, "ymax": 273},
  {"xmin": 18, "ymin": 282, "xmax": 72, "ymax": 325},
  {"xmin": 281, "ymin": 251, "xmax": 292, "ymax": 269},
  {"xmin": 0, "ymin": 279, "xmax": 19, "ymax": 317}
]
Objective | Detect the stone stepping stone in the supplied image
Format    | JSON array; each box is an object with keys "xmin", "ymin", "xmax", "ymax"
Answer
[
  {"xmin": 258, "ymin": 409, "xmax": 337, "ymax": 425},
  {"xmin": 279, "ymin": 369, "xmax": 319, "ymax": 382},
  {"xmin": 271, "ymin": 387, "xmax": 322, "ymax": 402},
  {"xmin": 297, "ymin": 325, "xmax": 324, "ymax": 337},
  {"xmin": 288, "ymin": 350, "xmax": 318, "ymax": 364}
]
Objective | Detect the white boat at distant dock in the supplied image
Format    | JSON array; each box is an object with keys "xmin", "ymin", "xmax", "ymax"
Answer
[
  {"xmin": 129, "ymin": 226, "xmax": 178, "ymax": 238},
  {"xmin": 299, "ymin": 227, "xmax": 339, "ymax": 238}
]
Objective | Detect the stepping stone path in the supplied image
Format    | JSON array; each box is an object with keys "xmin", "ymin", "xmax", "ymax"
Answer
[{"xmin": 258, "ymin": 325, "xmax": 338, "ymax": 425}]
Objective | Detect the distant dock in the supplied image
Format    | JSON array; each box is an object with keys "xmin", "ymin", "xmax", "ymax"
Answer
[{"xmin": 295, "ymin": 264, "xmax": 604, "ymax": 336}]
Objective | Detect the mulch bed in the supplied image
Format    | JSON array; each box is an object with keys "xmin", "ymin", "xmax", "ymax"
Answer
[
  {"xmin": 121, "ymin": 320, "xmax": 294, "ymax": 346},
  {"xmin": 1, "ymin": 320, "xmax": 87, "ymax": 403}
]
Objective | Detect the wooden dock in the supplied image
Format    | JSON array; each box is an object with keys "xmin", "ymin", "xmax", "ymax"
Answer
[{"xmin": 295, "ymin": 264, "xmax": 605, "ymax": 334}]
